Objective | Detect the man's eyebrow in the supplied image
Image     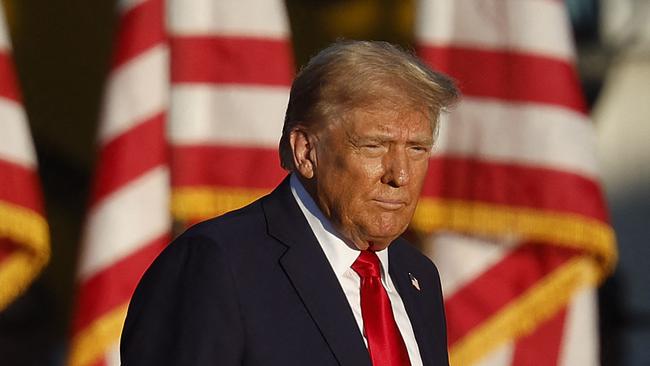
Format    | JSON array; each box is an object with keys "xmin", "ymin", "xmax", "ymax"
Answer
[
  {"xmin": 352, "ymin": 137, "xmax": 434, "ymax": 150},
  {"xmin": 349, "ymin": 132, "xmax": 433, "ymax": 145},
  {"xmin": 408, "ymin": 137, "xmax": 434, "ymax": 146}
]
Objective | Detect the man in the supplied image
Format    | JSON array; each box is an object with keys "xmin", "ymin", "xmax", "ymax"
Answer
[{"xmin": 121, "ymin": 40, "xmax": 458, "ymax": 365}]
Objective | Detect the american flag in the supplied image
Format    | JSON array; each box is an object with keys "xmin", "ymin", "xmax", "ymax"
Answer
[
  {"xmin": 0, "ymin": 2, "xmax": 50, "ymax": 313},
  {"xmin": 414, "ymin": 1, "xmax": 616, "ymax": 365},
  {"xmin": 67, "ymin": 1, "xmax": 294, "ymax": 365},
  {"xmin": 168, "ymin": 0, "xmax": 294, "ymax": 225},
  {"xmin": 67, "ymin": 0, "xmax": 169, "ymax": 364}
]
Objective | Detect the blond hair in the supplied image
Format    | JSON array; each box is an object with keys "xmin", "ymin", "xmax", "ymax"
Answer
[{"xmin": 279, "ymin": 40, "xmax": 459, "ymax": 170}]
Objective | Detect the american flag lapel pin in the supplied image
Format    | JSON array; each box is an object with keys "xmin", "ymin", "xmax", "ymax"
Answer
[{"xmin": 409, "ymin": 273, "xmax": 421, "ymax": 291}]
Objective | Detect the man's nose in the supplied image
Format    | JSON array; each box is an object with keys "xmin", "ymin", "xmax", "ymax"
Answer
[{"xmin": 381, "ymin": 147, "xmax": 410, "ymax": 187}]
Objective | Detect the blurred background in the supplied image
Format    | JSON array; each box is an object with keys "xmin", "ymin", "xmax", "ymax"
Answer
[{"xmin": 0, "ymin": 0, "xmax": 648, "ymax": 365}]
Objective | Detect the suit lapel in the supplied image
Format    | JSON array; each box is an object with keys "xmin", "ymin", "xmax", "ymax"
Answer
[
  {"xmin": 263, "ymin": 177, "xmax": 371, "ymax": 366},
  {"xmin": 389, "ymin": 243, "xmax": 435, "ymax": 366}
]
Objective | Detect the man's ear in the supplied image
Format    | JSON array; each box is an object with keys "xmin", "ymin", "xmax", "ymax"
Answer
[{"xmin": 289, "ymin": 128, "xmax": 316, "ymax": 179}]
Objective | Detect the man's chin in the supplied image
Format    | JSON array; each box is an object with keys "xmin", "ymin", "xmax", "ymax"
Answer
[
  {"xmin": 345, "ymin": 233, "xmax": 395, "ymax": 251},
  {"xmin": 367, "ymin": 242, "xmax": 391, "ymax": 251},
  {"xmin": 365, "ymin": 230, "xmax": 405, "ymax": 251},
  {"xmin": 339, "ymin": 221, "xmax": 407, "ymax": 251}
]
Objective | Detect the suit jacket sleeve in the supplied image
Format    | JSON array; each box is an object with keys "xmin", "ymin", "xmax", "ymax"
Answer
[{"xmin": 120, "ymin": 232, "xmax": 244, "ymax": 365}]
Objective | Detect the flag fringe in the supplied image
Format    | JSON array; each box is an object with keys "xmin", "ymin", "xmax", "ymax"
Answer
[
  {"xmin": 412, "ymin": 198, "xmax": 616, "ymax": 277},
  {"xmin": 171, "ymin": 186, "xmax": 270, "ymax": 222},
  {"xmin": 449, "ymin": 256, "xmax": 598, "ymax": 365},
  {"xmin": 67, "ymin": 303, "xmax": 128, "ymax": 366},
  {"xmin": 0, "ymin": 201, "xmax": 49, "ymax": 310}
]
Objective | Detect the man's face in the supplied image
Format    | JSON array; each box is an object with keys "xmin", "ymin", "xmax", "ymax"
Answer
[{"xmin": 299, "ymin": 106, "xmax": 433, "ymax": 251}]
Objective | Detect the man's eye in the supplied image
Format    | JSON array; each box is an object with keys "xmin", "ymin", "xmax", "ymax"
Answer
[
  {"xmin": 363, "ymin": 144, "xmax": 381, "ymax": 149},
  {"xmin": 360, "ymin": 144, "xmax": 386, "ymax": 155},
  {"xmin": 409, "ymin": 146, "xmax": 431, "ymax": 154}
]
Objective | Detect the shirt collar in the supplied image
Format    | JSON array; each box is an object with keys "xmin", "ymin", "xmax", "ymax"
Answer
[{"xmin": 289, "ymin": 174, "xmax": 391, "ymax": 282}]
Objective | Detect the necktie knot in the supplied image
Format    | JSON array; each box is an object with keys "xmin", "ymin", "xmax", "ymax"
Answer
[{"xmin": 351, "ymin": 250, "xmax": 382, "ymax": 279}]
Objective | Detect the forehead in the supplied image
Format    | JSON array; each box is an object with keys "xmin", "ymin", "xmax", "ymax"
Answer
[{"xmin": 337, "ymin": 105, "xmax": 434, "ymax": 138}]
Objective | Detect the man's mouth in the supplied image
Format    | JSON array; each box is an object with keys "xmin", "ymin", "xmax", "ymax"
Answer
[{"xmin": 372, "ymin": 198, "xmax": 407, "ymax": 210}]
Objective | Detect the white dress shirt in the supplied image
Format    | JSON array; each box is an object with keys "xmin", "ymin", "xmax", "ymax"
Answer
[{"xmin": 290, "ymin": 174, "xmax": 423, "ymax": 365}]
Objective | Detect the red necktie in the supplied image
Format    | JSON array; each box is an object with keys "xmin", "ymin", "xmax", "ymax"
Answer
[{"xmin": 352, "ymin": 250, "xmax": 411, "ymax": 366}]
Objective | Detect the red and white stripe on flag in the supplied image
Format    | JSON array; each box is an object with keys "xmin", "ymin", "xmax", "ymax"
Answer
[
  {"xmin": 168, "ymin": 0, "xmax": 294, "ymax": 224},
  {"xmin": 67, "ymin": 0, "xmax": 169, "ymax": 365},
  {"xmin": 0, "ymin": 3, "xmax": 50, "ymax": 311},
  {"xmin": 414, "ymin": 1, "xmax": 616, "ymax": 365}
]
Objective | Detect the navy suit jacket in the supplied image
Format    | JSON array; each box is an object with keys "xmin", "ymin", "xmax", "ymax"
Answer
[{"xmin": 121, "ymin": 177, "xmax": 449, "ymax": 365}]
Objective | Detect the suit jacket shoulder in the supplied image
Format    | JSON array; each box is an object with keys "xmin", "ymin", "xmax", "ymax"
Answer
[{"xmin": 122, "ymin": 178, "xmax": 368, "ymax": 366}]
